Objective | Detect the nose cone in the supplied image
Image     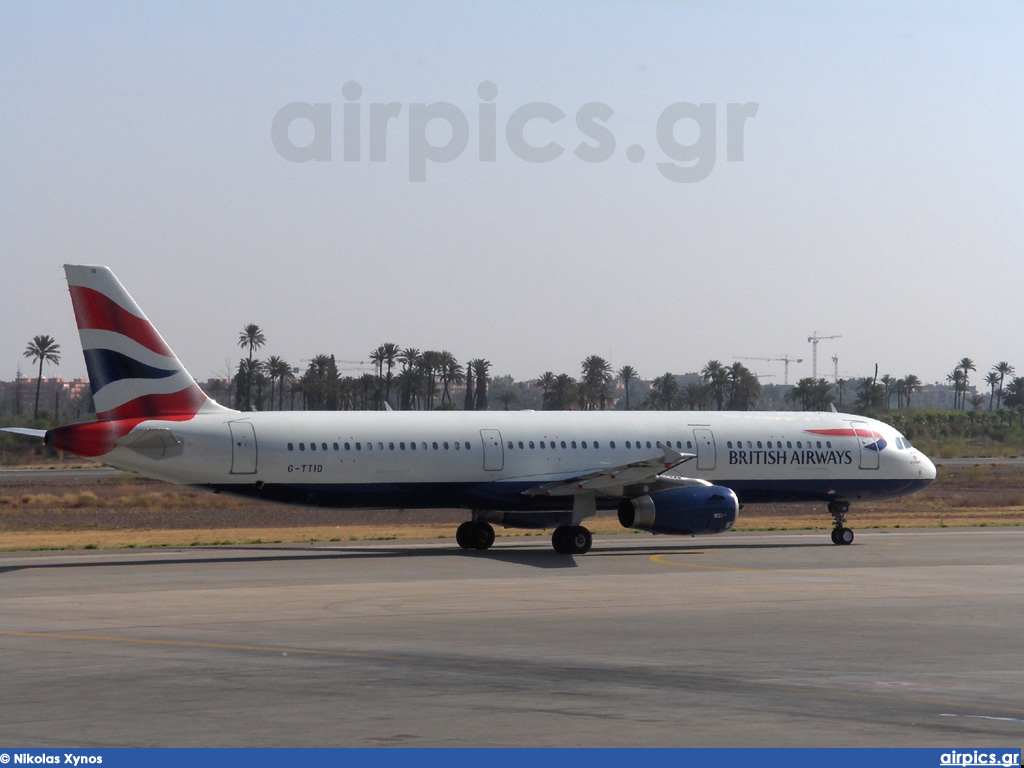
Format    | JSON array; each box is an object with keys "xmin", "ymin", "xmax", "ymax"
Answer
[{"xmin": 917, "ymin": 451, "xmax": 937, "ymax": 486}]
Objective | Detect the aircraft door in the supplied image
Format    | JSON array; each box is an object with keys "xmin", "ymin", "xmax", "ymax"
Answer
[
  {"xmin": 849, "ymin": 420, "xmax": 880, "ymax": 470},
  {"xmin": 229, "ymin": 421, "xmax": 258, "ymax": 474},
  {"xmin": 480, "ymin": 429, "xmax": 504, "ymax": 471},
  {"xmin": 693, "ymin": 428, "xmax": 717, "ymax": 471}
]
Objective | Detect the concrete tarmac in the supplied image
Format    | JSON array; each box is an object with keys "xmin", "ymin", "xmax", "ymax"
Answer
[{"xmin": 1, "ymin": 529, "xmax": 1022, "ymax": 747}]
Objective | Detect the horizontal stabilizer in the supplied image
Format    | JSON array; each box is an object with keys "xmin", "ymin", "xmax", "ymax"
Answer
[{"xmin": 0, "ymin": 427, "xmax": 47, "ymax": 440}]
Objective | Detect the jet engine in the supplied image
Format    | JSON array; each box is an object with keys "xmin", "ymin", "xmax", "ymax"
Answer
[{"xmin": 617, "ymin": 485, "xmax": 738, "ymax": 535}]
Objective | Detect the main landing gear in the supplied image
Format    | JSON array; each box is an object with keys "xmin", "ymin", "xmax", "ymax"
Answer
[
  {"xmin": 456, "ymin": 520, "xmax": 495, "ymax": 551},
  {"xmin": 829, "ymin": 500, "xmax": 854, "ymax": 545},
  {"xmin": 551, "ymin": 525, "xmax": 592, "ymax": 555}
]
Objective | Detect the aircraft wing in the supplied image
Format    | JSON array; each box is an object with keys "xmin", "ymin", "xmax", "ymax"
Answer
[{"xmin": 523, "ymin": 441, "xmax": 700, "ymax": 498}]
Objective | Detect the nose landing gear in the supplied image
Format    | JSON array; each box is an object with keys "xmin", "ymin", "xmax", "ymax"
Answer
[{"xmin": 829, "ymin": 500, "xmax": 854, "ymax": 545}]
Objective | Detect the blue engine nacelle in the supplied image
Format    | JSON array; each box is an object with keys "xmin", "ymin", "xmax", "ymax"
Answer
[{"xmin": 617, "ymin": 485, "xmax": 738, "ymax": 535}]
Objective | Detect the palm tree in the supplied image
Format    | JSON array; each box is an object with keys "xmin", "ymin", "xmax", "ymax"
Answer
[
  {"xmin": 546, "ymin": 373, "xmax": 578, "ymax": 410},
  {"xmin": 237, "ymin": 324, "xmax": 266, "ymax": 410},
  {"xmin": 371, "ymin": 342, "xmax": 400, "ymax": 409},
  {"xmin": 993, "ymin": 362, "xmax": 1015, "ymax": 409},
  {"xmin": 617, "ymin": 365, "xmax": 637, "ymax": 410},
  {"xmin": 956, "ymin": 358, "xmax": 976, "ymax": 410},
  {"xmin": 537, "ymin": 371, "xmax": 556, "ymax": 410},
  {"xmin": 881, "ymin": 374, "xmax": 895, "ymax": 410},
  {"xmin": 437, "ymin": 351, "xmax": 462, "ymax": 405},
  {"xmin": 727, "ymin": 362, "xmax": 761, "ymax": 410},
  {"xmin": 463, "ymin": 365, "xmax": 475, "ymax": 411},
  {"xmin": 947, "ymin": 367, "xmax": 966, "ymax": 410},
  {"xmin": 23, "ymin": 335, "xmax": 61, "ymax": 418},
  {"xmin": 984, "ymin": 371, "xmax": 1000, "ymax": 411},
  {"xmin": 701, "ymin": 360, "xmax": 729, "ymax": 410},
  {"xmin": 470, "ymin": 359, "xmax": 492, "ymax": 411},
  {"xmin": 901, "ymin": 374, "xmax": 921, "ymax": 408},
  {"xmin": 580, "ymin": 355, "xmax": 613, "ymax": 410},
  {"xmin": 496, "ymin": 390, "xmax": 519, "ymax": 410},
  {"xmin": 420, "ymin": 350, "xmax": 443, "ymax": 410}
]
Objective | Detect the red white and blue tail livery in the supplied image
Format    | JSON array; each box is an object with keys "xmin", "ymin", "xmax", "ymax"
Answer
[
  {"xmin": 4, "ymin": 265, "xmax": 936, "ymax": 553},
  {"xmin": 66, "ymin": 265, "xmax": 225, "ymax": 423}
]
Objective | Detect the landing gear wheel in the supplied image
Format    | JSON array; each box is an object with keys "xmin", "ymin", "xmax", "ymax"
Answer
[
  {"xmin": 456, "ymin": 521, "xmax": 473, "ymax": 550},
  {"xmin": 471, "ymin": 521, "xmax": 495, "ymax": 550},
  {"xmin": 552, "ymin": 525, "xmax": 592, "ymax": 554},
  {"xmin": 552, "ymin": 525, "xmax": 572, "ymax": 554},
  {"xmin": 828, "ymin": 501, "xmax": 854, "ymax": 546},
  {"xmin": 569, "ymin": 525, "xmax": 592, "ymax": 554}
]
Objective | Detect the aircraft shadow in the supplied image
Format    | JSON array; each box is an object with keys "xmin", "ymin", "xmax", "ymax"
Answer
[{"xmin": 0, "ymin": 535, "xmax": 830, "ymax": 575}]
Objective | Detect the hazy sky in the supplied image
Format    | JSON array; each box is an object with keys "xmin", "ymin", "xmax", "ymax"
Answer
[{"xmin": 3, "ymin": 2, "xmax": 1022, "ymax": 390}]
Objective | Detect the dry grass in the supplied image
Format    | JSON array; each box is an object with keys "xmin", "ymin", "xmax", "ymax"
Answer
[{"xmin": 1, "ymin": 461, "xmax": 1022, "ymax": 551}]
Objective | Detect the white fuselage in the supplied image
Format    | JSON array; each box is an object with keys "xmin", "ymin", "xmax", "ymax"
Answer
[{"xmin": 100, "ymin": 408, "xmax": 936, "ymax": 512}]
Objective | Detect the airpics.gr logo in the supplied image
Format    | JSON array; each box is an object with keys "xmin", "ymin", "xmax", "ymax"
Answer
[{"xmin": 271, "ymin": 80, "xmax": 758, "ymax": 182}]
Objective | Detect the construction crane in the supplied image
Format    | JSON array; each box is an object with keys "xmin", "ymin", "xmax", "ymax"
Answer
[
  {"xmin": 736, "ymin": 356, "xmax": 803, "ymax": 385},
  {"xmin": 807, "ymin": 332, "xmax": 841, "ymax": 379}
]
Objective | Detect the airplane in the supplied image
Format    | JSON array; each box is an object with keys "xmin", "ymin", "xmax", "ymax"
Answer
[{"xmin": 2, "ymin": 265, "xmax": 936, "ymax": 554}]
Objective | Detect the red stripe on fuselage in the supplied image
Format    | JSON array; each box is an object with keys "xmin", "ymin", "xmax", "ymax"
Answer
[
  {"xmin": 805, "ymin": 428, "xmax": 883, "ymax": 439},
  {"xmin": 69, "ymin": 285, "xmax": 174, "ymax": 358}
]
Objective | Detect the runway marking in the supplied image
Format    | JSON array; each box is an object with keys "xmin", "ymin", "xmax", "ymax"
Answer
[{"xmin": 3, "ymin": 629, "xmax": 1023, "ymax": 719}]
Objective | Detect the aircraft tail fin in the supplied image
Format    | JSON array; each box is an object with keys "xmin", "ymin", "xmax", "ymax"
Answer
[{"xmin": 64, "ymin": 265, "xmax": 229, "ymax": 421}]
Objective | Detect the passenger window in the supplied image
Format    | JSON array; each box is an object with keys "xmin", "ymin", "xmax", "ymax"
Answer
[
  {"xmin": 310, "ymin": 443, "xmax": 317, "ymax": 452},
  {"xmin": 518, "ymin": 441, "xmax": 524, "ymax": 449},
  {"xmin": 356, "ymin": 443, "xmax": 362, "ymax": 451},
  {"xmin": 508, "ymin": 441, "xmax": 514, "ymax": 450},
  {"xmin": 529, "ymin": 441, "xmax": 535, "ymax": 449},
  {"xmin": 464, "ymin": 442, "xmax": 471, "ymax": 450},
  {"xmin": 571, "ymin": 441, "xmax": 577, "ymax": 449},
  {"xmin": 299, "ymin": 443, "xmax": 305, "ymax": 451},
  {"xmin": 454, "ymin": 442, "xmax": 460, "ymax": 450},
  {"xmin": 444, "ymin": 442, "xmax": 450, "ymax": 450},
  {"xmin": 626, "ymin": 441, "xmax": 632, "ymax": 448},
  {"xmin": 609, "ymin": 441, "xmax": 615, "ymax": 449},
  {"xmin": 400, "ymin": 442, "xmax": 406, "ymax": 450},
  {"xmin": 410, "ymin": 442, "xmax": 416, "ymax": 450},
  {"xmin": 344, "ymin": 442, "xmax": 350, "ymax": 451},
  {"xmin": 645, "ymin": 441, "xmax": 652, "ymax": 449},
  {"xmin": 582, "ymin": 441, "xmax": 588, "ymax": 449},
  {"xmin": 787, "ymin": 441, "xmax": 792, "ymax": 449},
  {"xmin": 432, "ymin": 442, "xmax": 438, "ymax": 450},
  {"xmin": 561, "ymin": 441, "xmax": 566, "ymax": 449},
  {"xmin": 540, "ymin": 441, "xmax": 546, "ymax": 449},
  {"xmin": 594, "ymin": 441, "xmax": 599, "ymax": 449},
  {"xmin": 389, "ymin": 442, "xmax": 395, "ymax": 450},
  {"xmin": 287, "ymin": 443, "xmax": 294, "ymax": 451}
]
